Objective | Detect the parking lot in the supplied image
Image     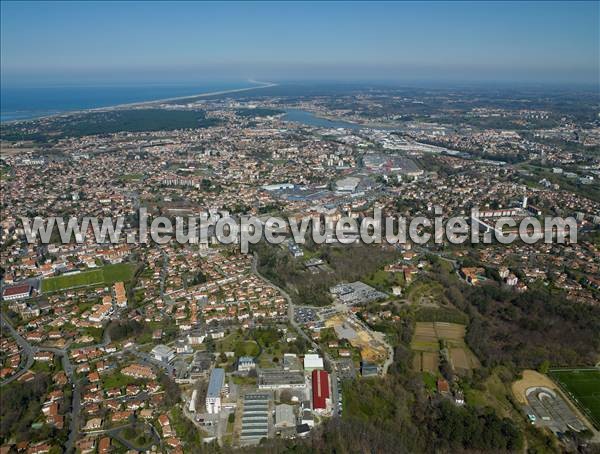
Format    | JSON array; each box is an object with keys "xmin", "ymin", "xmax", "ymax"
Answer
[
  {"xmin": 525, "ymin": 387, "xmax": 587, "ymax": 433},
  {"xmin": 334, "ymin": 358, "xmax": 357, "ymax": 381},
  {"xmin": 294, "ymin": 306, "xmax": 318, "ymax": 324}
]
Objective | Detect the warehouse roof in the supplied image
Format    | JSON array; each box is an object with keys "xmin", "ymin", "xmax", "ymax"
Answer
[
  {"xmin": 303, "ymin": 354, "xmax": 323, "ymax": 370},
  {"xmin": 207, "ymin": 368, "xmax": 225, "ymax": 398}
]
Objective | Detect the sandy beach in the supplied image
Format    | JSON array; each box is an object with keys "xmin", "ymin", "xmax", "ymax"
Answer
[
  {"xmin": 105, "ymin": 80, "xmax": 278, "ymax": 109},
  {"xmin": 2, "ymin": 81, "xmax": 278, "ymax": 124}
]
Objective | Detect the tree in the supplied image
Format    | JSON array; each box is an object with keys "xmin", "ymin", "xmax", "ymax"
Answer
[
  {"xmin": 159, "ymin": 374, "xmax": 180, "ymax": 407},
  {"xmin": 205, "ymin": 337, "xmax": 215, "ymax": 354},
  {"xmin": 280, "ymin": 389, "xmax": 293, "ymax": 404}
]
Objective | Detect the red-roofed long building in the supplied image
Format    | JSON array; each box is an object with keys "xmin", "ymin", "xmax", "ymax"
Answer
[
  {"xmin": 2, "ymin": 283, "xmax": 32, "ymax": 301},
  {"xmin": 311, "ymin": 369, "xmax": 330, "ymax": 410}
]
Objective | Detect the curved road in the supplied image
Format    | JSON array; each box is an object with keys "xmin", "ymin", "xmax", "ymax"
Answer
[
  {"xmin": 250, "ymin": 254, "xmax": 343, "ymax": 416},
  {"xmin": 0, "ymin": 313, "xmax": 35, "ymax": 385},
  {"xmin": 1, "ymin": 312, "xmax": 84, "ymax": 454}
]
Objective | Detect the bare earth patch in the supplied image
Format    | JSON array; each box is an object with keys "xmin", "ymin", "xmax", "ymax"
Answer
[{"xmin": 511, "ymin": 369, "xmax": 558, "ymax": 405}]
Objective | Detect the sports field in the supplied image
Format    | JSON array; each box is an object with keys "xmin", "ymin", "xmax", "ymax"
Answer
[
  {"xmin": 549, "ymin": 368, "xmax": 600, "ymax": 429},
  {"xmin": 41, "ymin": 263, "xmax": 135, "ymax": 293}
]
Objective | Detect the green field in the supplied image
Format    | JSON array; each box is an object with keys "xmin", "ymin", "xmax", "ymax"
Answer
[
  {"xmin": 549, "ymin": 368, "xmax": 600, "ymax": 429},
  {"xmin": 101, "ymin": 372, "xmax": 142, "ymax": 389},
  {"xmin": 41, "ymin": 263, "xmax": 135, "ymax": 293},
  {"xmin": 234, "ymin": 340, "xmax": 260, "ymax": 357}
]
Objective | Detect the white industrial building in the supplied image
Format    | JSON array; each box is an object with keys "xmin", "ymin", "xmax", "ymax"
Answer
[
  {"xmin": 303, "ymin": 354, "xmax": 324, "ymax": 372},
  {"xmin": 206, "ymin": 368, "xmax": 225, "ymax": 414},
  {"xmin": 262, "ymin": 183, "xmax": 294, "ymax": 191},
  {"xmin": 335, "ymin": 177, "xmax": 360, "ymax": 192},
  {"xmin": 151, "ymin": 344, "xmax": 176, "ymax": 363},
  {"xmin": 189, "ymin": 389, "xmax": 198, "ymax": 412}
]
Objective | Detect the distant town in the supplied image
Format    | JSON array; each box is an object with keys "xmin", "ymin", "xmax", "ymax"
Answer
[{"xmin": 1, "ymin": 82, "xmax": 599, "ymax": 453}]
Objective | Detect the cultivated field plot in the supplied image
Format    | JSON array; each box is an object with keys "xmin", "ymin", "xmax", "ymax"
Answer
[
  {"xmin": 434, "ymin": 323, "xmax": 465, "ymax": 340},
  {"xmin": 41, "ymin": 263, "xmax": 135, "ymax": 293},
  {"xmin": 449, "ymin": 347, "xmax": 480, "ymax": 370},
  {"xmin": 413, "ymin": 351, "xmax": 439, "ymax": 373},
  {"xmin": 549, "ymin": 368, "xmax": 600, "ymax": 429},
  {"xmin": 411, "ymin": 322, "xmax": 480, "ymax": 374}
]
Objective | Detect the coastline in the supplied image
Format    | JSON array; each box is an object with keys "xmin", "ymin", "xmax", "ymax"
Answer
[
  {"xmin": 100, "ymin": 80, "xmax": 278, "ymax": 109},
  {"xmin": 1, "ymin": 81, "xmax": 278, "ymax": 125}
]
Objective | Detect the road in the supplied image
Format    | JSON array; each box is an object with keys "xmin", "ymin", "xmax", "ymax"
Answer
[
  {"xmin": 40, "ymin": 346, "xmax": 80, "ymax": 454},
  {"xmin": 250, "ymin": 254, "xmax": 316, "ymax": 350},
  {"xmin": 0, "ymin": 312, "xmax": 35, "ymax": 385},
  {"xmin": 104, "ymin": 422, "xmax": 161, "ymax": 451},
  {"xmin": 251, "ymin": 253, "xmax": 341, "ymax": 417},
  {"xmin": 1, "ymin": 312, "xmax": 82, "ymax": 453},
  {"xmin": 381, "ymin": 341, "xmax": 395, "ymax": 376},
  {"xmin": 65, "ymin": 378, "xmax": 83, "ymax": 454},
  {"xmin": 128, "ymin": 346, "xmax": 176, "ymax": 376},
  {"xmin": 159, "ymin": 248, "xmax": 170, "ymax": 303}
]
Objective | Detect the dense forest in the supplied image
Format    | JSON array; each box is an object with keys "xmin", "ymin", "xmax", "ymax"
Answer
[
  {"xmin": 0, "ymin": 109, "xmax": 220, "ymax": 141},
  {"xmin": 0, "ymin": 374, "xmax": 60, "ymax": 444},
  {"xmin": 106, "ymin": 319, "xmax": 147, "ymax": 341},
  {"xmin": 428, "ymin": 259, "xmax": 600, "ymax": 369},
  {"xmin": 253, "ymin": 242, "xmax": 397, "ymax": 306}
]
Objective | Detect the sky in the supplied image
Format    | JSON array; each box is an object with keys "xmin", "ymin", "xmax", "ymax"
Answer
[{"xmin": 1, "ymin": 1, "xmax": 599, "ymax": 86}]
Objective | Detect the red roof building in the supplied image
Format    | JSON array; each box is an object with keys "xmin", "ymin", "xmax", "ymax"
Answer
[
  {"xmin": 437, "ymin": 378, "xmax": 450, "ymax": 395},
  {"xmin": 312, "ymin": 369, "xmax": 330, "ymax": 410},
  {"xmin": 2, "ymin": 283, "xmax": 32, "ymax": 301}
]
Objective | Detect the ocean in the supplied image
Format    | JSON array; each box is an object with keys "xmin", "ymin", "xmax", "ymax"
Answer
[{"xmin": 0, "ymin": 82, "xmax": 256, "ymax": 122}]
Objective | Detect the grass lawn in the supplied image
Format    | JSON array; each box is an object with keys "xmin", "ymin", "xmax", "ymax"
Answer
[
  {"xmin": 42, "ymin": 269, "xmax": 104, "ymax": 292},
  {"xmin": 422, "ymin": 372, "xmax": 438, "ymax": 392},
  {"xmin": 76, "ymin": 300, "xmax": 97, "ymax": 314},
  {"xmin": 79, "ymin": 326, "xmax": 104, "ymax": 342},
  {"xmin": 363, "ymin": 269, "xmax": 404, "ymax": 292},
  {"xmin": 232, "ymin": 375, "xmax": 257, "ymax": 386},
  {"xmin": 219, "ymin": 332, "xmax": 245, "ymax": 351},
  {"xmin": 465, "ymin": 369, "xmax": 515, "ymax": 418},
  {"xmin": 234, "ymin": 340, "xmax": 260, "ymax": 357},
  {"xmin": 31, "ymin": 360, "xmax": 53, "ymax": 374},
  {"xmin": 301, "ymin": 249, "xmax": 321, "ymax": 261},
  {"xmin": 102, "ymin": 263, "xmax": 136, "ymax": 283},
  {"xmin": 101, "ymin": 372, "xmax": 142, "ymax": 389},
  {"xmin": 42, "ymin": 263, "xmax": 135, "ymax": 293},
  {"xmin": 407, "ymin": 281, "xmax": 445, "ymax": 305},
  {"xmin": 549, "ymin": 368, "xmax": 600, "ymax": 429},
  {"xmin": 222, "ymin": 434, "xmax": 233, "ymax": 446},
  {"xmin": 415, "ymin": 307, "xmax": 469, "ymax": 324},
  {"xmin": 258, "ymin": 355, "xmax": 274, "ymax": 368},
  {"xmin": 411, "ymin": 340, "xmax": 439, "ymax": 351}
]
